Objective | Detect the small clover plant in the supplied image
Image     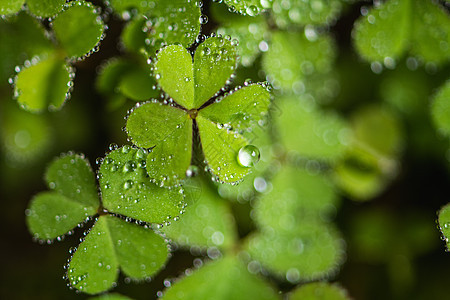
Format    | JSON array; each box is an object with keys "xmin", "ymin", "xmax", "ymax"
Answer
[
  {"xmin": 126, "ymin": 36, "xmax": 271, "ymax": 187},
  {"xmin": 9, "ymin": 0, "xmax": 105, "ymax": 113},
  {"xmin": 26, "ymin": 149, "xmax": 185, "ymax": 294}
]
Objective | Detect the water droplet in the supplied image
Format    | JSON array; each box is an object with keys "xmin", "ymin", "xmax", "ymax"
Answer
[
  {"xmin": 186, "ymin": 165, "xmax": 199, "ymax": 177},
  {"xmin": 124, "ymin": 180, "xmax": 134, "ymax": 190},
  {"xmin": 237, "ymin": 145, "xmax": 260, "ymax": 167}
]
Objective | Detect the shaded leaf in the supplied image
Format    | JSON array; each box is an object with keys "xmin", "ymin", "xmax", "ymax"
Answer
[
  {"xmin": 121, "ymin": 15, "xmax": 147, "ymax": 54},
  {"xmin": 118, "ymin": 65, "xmax": 159, "ymax": 101},
  {"xmin": 162, "ymin": 256, "xmax": 280, "ymax": 300},
  {"xmin": 162, "ymin": 177, "xmax": 237, "ymax": 250},
  {"xmin": 155, "ymin": 45, "xmax": 194, "ymax": 109},
  {"xmin": 193, "ymin": 37, "xmax": 238, "ymax": 108},
  {"xmin": 288, "ymin": 282, "xmax": 350, "ymax": 300},
  {"xmin": 52, "ymin": 1, "xmax": 104, "ymax": 59},
  {"xmin": 68, "ymin": 216, "xmax": 119, "ymax": 294},
  {"xmin": 14, "ymin": 54, "xmax": 72, "ymax": 113},
  {"xmin": 197, "ymin": 115, "xmax": 249, "ymax": 183},
  {"xmin": 27, "ymin": 0, "xmax": 65, "ymax": 17},
  {"xmin": 99, "ymin": 146, "xmax": 185, "ymax": 224},
  {"xmin": 26, "ymin": 192, "xmax": 96, "ymax": 240},
  {"xmin": 200, "ymin": 83, "xmax": 271, "ymax": 133},
  {"xmin": 431, "ymin": 80, "xmax": 450, "ymax": 137},
  {"xmin": 438, "ymin": 203, "xmax": 450, "ymax": 251}
]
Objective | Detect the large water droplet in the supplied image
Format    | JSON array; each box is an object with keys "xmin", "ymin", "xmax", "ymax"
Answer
[{"xmin": 237, "ymin": 145, "xmax": 260, "ymax": 167}]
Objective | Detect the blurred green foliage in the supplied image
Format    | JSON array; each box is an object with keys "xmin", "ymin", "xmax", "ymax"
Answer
[{"xmin": 0, "ymin": 0, "xmax": 449, "ymax": 299}]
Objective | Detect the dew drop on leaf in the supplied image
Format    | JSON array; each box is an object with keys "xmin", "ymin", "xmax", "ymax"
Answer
[
  {"xmin": 186, "ymin": 165, "xmax": 199, "ymax": 177},
  {"xmin": 237, "ymin": 145, "xmax": 260, "ymax": 167}
]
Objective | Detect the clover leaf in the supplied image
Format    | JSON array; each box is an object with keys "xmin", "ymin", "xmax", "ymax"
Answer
[
  {"xmin": 26, "ymin": 150, "xmax": 183, "ymax": 294},
  {"xmin": 288, "ymin": 282, "xmax": 351, "ymax": 300},
  {"xmin": 353, "ymin": 0, "xmax": 450, "ymax": 65},
  {"xmin": 126, "ymin": 36, "xmax": 271, "ymax": 187},
  {"xmin": 162, "ymin": 255, "xmax": 280, "ymax": 300},
  {"xmin": 12, "ymin": 0, "xmax": 105, "ymax": 113}
]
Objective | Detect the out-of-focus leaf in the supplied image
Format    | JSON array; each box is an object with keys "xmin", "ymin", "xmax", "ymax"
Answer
[
  {"xmin": 288, "ymin": 282, "xmax": 351, "ymax": 300},
  {"xmin": 27, "ymin": 0, "xmax": 65, "ymax": 17},
  {"xmin": 52, "ymin": 1, "xmax": 104, "ymax": 59},
  {"xmin": 162, "ymin": 256, "xmax": 280, "ymax": 300},
  {"xmin": 14, "ymin": 54, "xmax": 72, "ymax": 113},
  {"xmin": 162, "ymin": 177, "xmax": 237, "ymax": 250},
  {"xmin": 431, "ymin": 80, "xmax": 450, "ymax": 137}
]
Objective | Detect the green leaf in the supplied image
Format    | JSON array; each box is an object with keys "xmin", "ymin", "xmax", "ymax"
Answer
[
  {"xmin": 199, "ymin": 83, "xmax": 271, "ymax": 133},
  {"xmin": 99, "ymin": 146, "xmax": 186, "ymax": 224},
  {"xmin": 253, "ymin": 166, "xmax": 339, "ymax": 232},
  {"xmin": 333, "ymin": 151, "xmax": 383, "ymax": 201},
  {"xmin": 0, "ymin": 101, "xmax": 52, "ymax": 164},
  {"xmin": 0, "ymin": 0, "xmax": 24, "ymax": 16},
  {"xmin": 288, "ymin": 282, "xmax": 350, "ymax": 300},
  {"xmin": 431, "ymin": 80, "xmax": 450, "ymax": 137},
  {"xmin": 193, "ymin": 37, "xmax": 238, "ymax": 108},
  {"xmin": 45, "ymin": 153, "xmax": 100, "ymax": 208},
  {"xmin": 26, "ymin": 153, "xmax": 99, "ymax": 239},
  {"xmin": 52, "ymin": 1, "xmax": 104, "ymax": 59},
  {"xmin": 351, "ymin": 105, "xmax": 403, "ymax": 158},
  {"xmin": 118, "ymin": 65, "xmax": 159, "ymax": 101},
  {"xmin": 27, "ymin": 0, "xmax": 65, "ymax": 17},
  {"xmin": 105, "ymin": 216, "xmax": 169, "ymax": 279},
  {"xmin": 121, "ymin": 15, "xmax": 148, "ymax": 54},
  {"xmin": 14, "ymin": 54, "xmax": 72, "ymax": 113},
  {"xmin": 246, "ymin": 222, "xmax": 345, "ymax": 283},
  {"xmin": 223, "ymin": 0, "xmax": 265, "ymax": 16},
  {"xmin": 107, "ymin": 0, "xmax": 150, "ymax": 15},
  {"xmin": 126, "ymin": 102, "xmax": 192, "ymax": 186},
  {"xmin": 197, "ymin": 115, "xmax": 249, "ymax": 183},
  {"xmin": 162, "ymin": 256, "xmax": 280, "ymax": 300},
  {"xmin": 26, "ymin": 192, "xmax": 96, "ymax": 240},
  {"xmin": 154, "ymin": 45, "xmax": 194, "ymax": 109},
  {"xmin": 68, "ymin": 215, "xmax": 169, "ymax": 294},
  {"xmin": 412, "ymin": 0, "xmax": 450, "ymax": 64},
  {"xmin": 216, "ymin": 14, "xmax": 268, "ymax": 67},
  {"xmin": 96, "ymin": 58, "xmax": 133, "ymax": 94},
  {"xmin": 0, "ymin": 11, "xmax": 53, "ymax": 83},
  {"xmin": 90, "ymin": 293, "xmax": 134, "ymax": 300},
  {"xmin": 353, "ymin": 0, "xmax": 410, "ymax": 63},
  {"xmin": 161, "ymin": 177, "xmax": 237, "ymax": 250},
  {"xmin": 271, "ymin": 0, "xmax": 343, "ymax": 27},
  {"xmin": 274, "ymin": 96, "xmax": 348, "ymax": 161},
  {"xmin": 439, "ymin": 203, "xmax": 450, "ymax": 251},
  {"xmin": 68, "ymin": 216, "xmax": 119, "ymax": 294},
  {"xmin": 262, "ymin": 31, "xmax": 335, "ymax": 92},
  {"xmin": 143, "ymin": 0, "xmax": 201, "ymax": 53}
]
